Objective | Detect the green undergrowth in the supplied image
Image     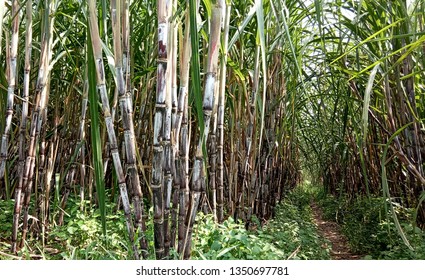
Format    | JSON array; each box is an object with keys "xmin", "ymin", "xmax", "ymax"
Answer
[
  {"xmin": 192, "ymin": 186, "xmax": 331, "ymax": 260},
  {"xmin": 47, "ymin": 199, "xmax": 149, "ymax": 260},
  {"xmin": 314, "ymin": 186, "xmax": 425, "ymax": 259},
  {"xmin": 1, "ymin": 187, "xmax": 330, "ymax": 260},
  {"xmin": 0, "ymin": 199, "xmax": 14, "ymax": 241},
  {"xmin": 0, "ymin": 197, "xmax": 145, "ymax": 260}
]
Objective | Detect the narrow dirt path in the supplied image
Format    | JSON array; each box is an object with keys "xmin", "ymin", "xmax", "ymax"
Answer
[{"xmin": 310, "ymin": 203, "xmax": 363, "ymax": 260}]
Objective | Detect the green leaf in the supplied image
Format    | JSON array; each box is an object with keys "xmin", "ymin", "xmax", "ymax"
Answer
[
  {"xmin": 189, "ymin": 0, "xmax": 206, "ymax": 158},
  {"xmin": 216, "ymin": 245, "xmax": 237, "ymax": 258},
  {"xmin": 211, "ymin": 240, "xmax": 221, "ymax": 251},
  {"xmin": 252, "ymin": 245, "xmax": 261, "ymax": 255},
  {"xmin": 381, "ymin": 122, "xmax": 415, "ymax": 251},
  {"xmin": 87, "ymin": 21, "xmax": 106, "ymax": 236},
  {"xmin": 67, "ymin": 227, "xmax": 76, "ymax": 234}
]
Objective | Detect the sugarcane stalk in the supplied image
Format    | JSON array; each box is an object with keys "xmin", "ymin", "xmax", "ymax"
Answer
[
  {"xmin": 208, "ymin": 71, "xmax": 220, "ymax": 221},
  {"xmin": 217, "ymin": 1, "xmax": 230, "ymax": 223},
  {"xmin": 10, "ymin": 0, "xmax": 24, "ymax": 253},
  {"xmin": 170, "ymin": 8, "xmax": 179, "ymax": 248},
  {"xmin": 0, "ymin": 0, "xmax": 20, "ymax": 179},
  {"xmin": 19, "ymin": 0, "xmax": 54, "ymax": 250},
  {"xmin": 246, "ymin": 45, "xmax": 261, "ymax": 223},
  {"xmin": 165, "ymin": 0, "xmax": 178, "ymax": 256},
  {"xmin": 0, "ymin": 0, "xmax": 5, "ymax": 56},
  {"xmin": 175, "ymin": 5, "xmax": 192, "ymax": 256},
  {"xmin": 184, "ymin": 0, "xmax": 222, "ymax": 259},
  {"xmin": 79, "ymin": 72, "xmax": 89, "ymax": 210},
  {"xmin": 151, "ymin": 0, "xmax": 172, "ymax": 259},
  {"xmin": 111, "ymin": 0, "xmax": 148, "ymax": 259},
  {"xmin": 88, "ymin": 0, "xmax": 138, "ymax": 259},
  {"xmin": 21, "ymin": 0, "xmax": 33, "ymax": 234}
]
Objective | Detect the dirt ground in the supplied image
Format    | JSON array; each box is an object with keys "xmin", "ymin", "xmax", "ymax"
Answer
[{"xmin": 311, "ymin": 203, "xmax": 363, "ymax": 260}]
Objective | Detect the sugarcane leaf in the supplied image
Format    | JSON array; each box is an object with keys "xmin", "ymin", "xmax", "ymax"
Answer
[
  {"xmin": 361, "ymin": 63, "xmax": 380, "ymax": 142},
  {"xmin": 228, "ymin": 3, "xmax": 257, "ymax": 51},
  {"xmin": 381, "ymin": 122, "xmax": 415, "ymax": 251},
  {"xmin": 87, "ymin": 25, "xmax": 106, "ymax": 236},
  {"xmin": 216, "ymin": 245, "xmax": 237, "ymax": 258},
  {"xmin": 189, "ymin": 0, "xmax": 205, "ymax": 155}
]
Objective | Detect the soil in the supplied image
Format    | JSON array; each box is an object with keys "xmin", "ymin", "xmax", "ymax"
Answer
[{"xmin": 310, "ymin": 202, "xmax": 363, "ymax": 260}]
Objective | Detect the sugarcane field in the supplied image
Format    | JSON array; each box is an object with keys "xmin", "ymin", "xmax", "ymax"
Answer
[{"xmin": 0, "ymin": 0, "xmax": 424, "ymax": 260}]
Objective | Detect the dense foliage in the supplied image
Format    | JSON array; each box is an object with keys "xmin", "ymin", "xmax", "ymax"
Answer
[
  {"xmin": 315, "ymin": 187, "xmax": 425, "ymax": 259},
  {"xmin": 0, "ymin": 188, "xmax": 330, "ymax": 260},
  {"xmin": 192, "ymin": 187, "xmax": 331, "ymax": 260}
]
